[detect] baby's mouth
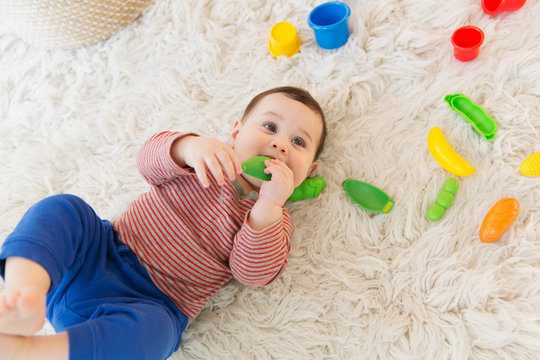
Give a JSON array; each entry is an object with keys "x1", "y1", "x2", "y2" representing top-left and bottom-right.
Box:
[
  {"x1": 238, "y1": 154, "x2": 286, "y2": 191},
  {"x1": 261, "y1": 154, "x2": 285, "y2": 162}
]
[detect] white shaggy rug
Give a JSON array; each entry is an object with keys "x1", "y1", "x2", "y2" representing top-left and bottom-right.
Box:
[{"x1": 1, "y1": 0, "x2": 539, "y2": 359}]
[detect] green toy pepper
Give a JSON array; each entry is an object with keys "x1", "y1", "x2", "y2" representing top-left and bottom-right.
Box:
[
  {"x1": 289, "y1": 176, "x2": 326, "y2": 202},
  {"x1": 241, "y1": 155, "x2": 272, "y2": 181},
  {"x1": 241, "y1": 156, "x2": 326, "y2": 202}
]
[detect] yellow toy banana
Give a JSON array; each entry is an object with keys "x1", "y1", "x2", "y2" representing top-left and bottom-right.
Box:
[{"x1": 427, "y1": 127, "x2": 476, "y2": 177}]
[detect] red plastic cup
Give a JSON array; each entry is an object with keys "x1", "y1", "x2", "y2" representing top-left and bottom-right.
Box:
[
  {"x1": 451, "y1": 26, "x2": 484, "y2": 62},
  {"x1": 481, "y1": 0, "x2": 526, "y2": 16}
]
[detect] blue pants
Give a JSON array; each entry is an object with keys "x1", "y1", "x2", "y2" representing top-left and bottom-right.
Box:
[{"x1": 0, "y1": 194, "x2": 188, "y2": 360}]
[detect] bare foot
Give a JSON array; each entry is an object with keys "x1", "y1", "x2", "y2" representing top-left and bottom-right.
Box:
[{"x1": 0, "y1": 286, "x2": 46, "y2": 336}]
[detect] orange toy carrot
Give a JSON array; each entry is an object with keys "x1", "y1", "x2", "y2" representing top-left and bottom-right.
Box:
[{"x1": 479, "y1": 198, "x2": 520, "y2": 243}]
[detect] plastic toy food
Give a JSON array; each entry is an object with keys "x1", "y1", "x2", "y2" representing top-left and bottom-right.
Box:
[
  {"x1": 242, "y1": 156, "x2": 325, "y2": 202},
  {"x1": 289, "y1": 177, "x2": 326, "y2": 202},
  {"x1": 482, "y1": 0, "x2": 527, "y2": 16},
  {"x1": 519, "y1": 151, "x2": 540, "y2": 177},
  {"x1": 268, "y1": 21, "x2": 301, "y2": 58},
  {"x1": 427, "y1": 127, "x2": 476, "y2": 177},
  {"x1": 307, "y1": 1, "x2": 351, "y2": 50},
  {"x1": 426, "y1": 178, "x2": 459, "y2": 221},
  {"x1": 479, "y1": 198, "x2": 520, "y2": 243},
  {"x1": 342, "y1": 179, "x2": 394, "y2": 214},
  {"x1": 445, "y1": 94, "x2": 497, "y2": 141},
  {"x1": 242, "y1": 155, "x2": 272, "y2": 181},
  {"x1": 451, "y1": 26, "x2": 484, "y2": 62}
]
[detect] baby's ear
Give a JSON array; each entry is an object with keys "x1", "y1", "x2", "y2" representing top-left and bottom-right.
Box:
[{"x1": 229, "y1": 119, "x2": 241, "y2": 145}]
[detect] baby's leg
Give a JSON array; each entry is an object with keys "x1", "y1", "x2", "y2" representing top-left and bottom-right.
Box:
[
  {"x1": 0, "y1": 257, "x2": 50, "y2": 335},
  {"x1": 66, "y1": 301, "x2": 185, "y2": 360},
  {"x1": 0, "y1": 332, "x2": 68, "y2": 360},
  {"x1": 0, "y1": 194, "x2": 110, "y2": 336}
]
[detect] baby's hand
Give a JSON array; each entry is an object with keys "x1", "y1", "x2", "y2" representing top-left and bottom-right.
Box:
[
  {"x1": 258, "y1": 159, "x2": 295, "y2": 207},
  {"x1": 174, "y1": 136, "x2": 242, "y2": 187}
]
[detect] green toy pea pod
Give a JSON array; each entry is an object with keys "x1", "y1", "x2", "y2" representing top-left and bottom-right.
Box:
[
  {"x1": 444, "y1": 94, "x2": 497, "y2": 141},
  {"x1": 426, "y1": 178, "x2": 459, "y2": 221}
]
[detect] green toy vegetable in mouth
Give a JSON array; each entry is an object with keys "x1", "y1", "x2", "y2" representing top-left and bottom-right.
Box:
[
  {"x1": 241, "y1": 155, "x2": 326, "y2": 202},
  {"x1": 241, "y1": 155, "x2": 273, "y2": 181}
]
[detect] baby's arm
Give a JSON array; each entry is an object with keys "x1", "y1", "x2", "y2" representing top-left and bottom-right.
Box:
[
  {"x1": 248, "y1": 159, "x2": 294, "y2": 230},
  {"x1": 137, "y1": 131, "x2": 198, "y2": 186},
  {"x1": 171, "y1": 134, "x2": 242, "y2": 188},
  {"x1": 229, "y1": 208, "x2": 292, "y2": 287},
  {"x1": 229, "y1": 159, "x2": 295, "y2": 286},
  {"x1": 138, "y1": 131, "x2": 241, "y2": 187}
]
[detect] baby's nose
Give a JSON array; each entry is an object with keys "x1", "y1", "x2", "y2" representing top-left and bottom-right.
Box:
[{"x1": 272, "y1": 141, "x2": 287, "y2": 154}]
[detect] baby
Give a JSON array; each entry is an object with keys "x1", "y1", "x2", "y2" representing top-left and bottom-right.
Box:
[{"x1": 0, "y1": 86, "x2": 327, "y2": 360}]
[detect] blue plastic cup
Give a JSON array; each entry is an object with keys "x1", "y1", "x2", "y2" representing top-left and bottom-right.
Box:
[{"x1": 308, "y1": 2, "x2": 351, "y2": 50}]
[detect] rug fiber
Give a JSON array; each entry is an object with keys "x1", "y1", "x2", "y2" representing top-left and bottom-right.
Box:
[{"x1": 0, "y1": 0, "x2": 539, "y2": 359}]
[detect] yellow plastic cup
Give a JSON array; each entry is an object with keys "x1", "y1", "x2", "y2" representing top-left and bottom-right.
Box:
[{"x1": 268, "y1": 21, "x2": 301, "y2": 57}]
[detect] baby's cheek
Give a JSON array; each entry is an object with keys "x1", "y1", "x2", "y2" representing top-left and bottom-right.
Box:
[
  {"x1": 293, "y1": 172, "x2": 306, "y2": 188},
  {"x1": 296, "y1": 163, "x2": 313, "y2": 185}
]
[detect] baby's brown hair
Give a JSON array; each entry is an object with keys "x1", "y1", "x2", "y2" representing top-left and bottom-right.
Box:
[{"x1": 241, "y1": 86, "x2": 327, "y2": 159}]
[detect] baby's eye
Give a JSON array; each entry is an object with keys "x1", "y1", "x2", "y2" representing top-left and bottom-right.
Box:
[
  {"x1": 292, "y1": 137, "x2": 306, "y2": 147},
  {"x1": 263, "y1": 123, "x2": 277, "y2": 132}
]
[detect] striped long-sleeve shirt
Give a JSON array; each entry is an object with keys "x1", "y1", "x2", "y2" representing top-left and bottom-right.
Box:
[{"x1": 112, "y1": 131, "x2": 292, "y2": 318}]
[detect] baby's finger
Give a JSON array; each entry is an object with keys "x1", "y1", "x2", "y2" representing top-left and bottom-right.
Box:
[
  {"x1": 266, "y1": 160, "x2": 293, "y2": 180},
  {"x1": 263, "y1": 160, "x2": 274, "y2": 174},
  {"x1": 224, "y1": 146, "x2": 243, "y2": 175},
  {"x1": 264, "y1": 159, "x2": 285, "y2": 172},
  {"x1": 216, "y1": 150, "x2": 236, "y2": 181},
  {"x1": 193, "y1": 163, "x2": 210, "y2": 188},
  {"x1": 205, "y1": 156, "x2": 226, "y2": 186},
  {"x1": 263, "y1": 162, "x2": 282, "y2": 178}
]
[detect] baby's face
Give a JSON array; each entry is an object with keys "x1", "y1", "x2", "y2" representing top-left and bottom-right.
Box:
[{"x1": 231, "y1": 93, "x2": 323, "y2": 188}]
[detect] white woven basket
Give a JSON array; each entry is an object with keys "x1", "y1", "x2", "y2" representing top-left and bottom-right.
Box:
[{"x1": 0, "y1": 0, "x2": 152, "y2": 49}]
